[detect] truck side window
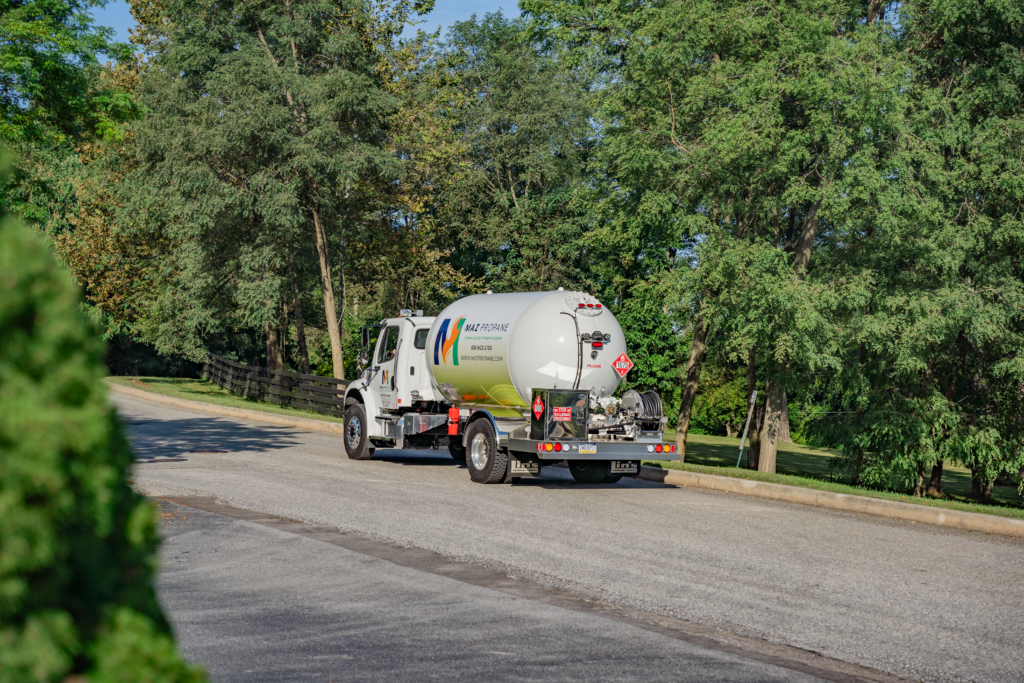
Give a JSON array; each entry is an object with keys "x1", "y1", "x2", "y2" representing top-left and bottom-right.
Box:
[
  {"x1": 414, "y1": 329, "x2": 428, "y2": 349},
  {"x1": 377, "y1": 326, "x2": 399, "y2": 363}
]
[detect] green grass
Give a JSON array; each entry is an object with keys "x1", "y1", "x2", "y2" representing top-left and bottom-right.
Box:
[
  {"x1": 106, "y1": 376, "x2": 345, "y2": 424},
  {"x1": 110, "y1": 376, "x2": 1023, "y2": 523},
  {"x1": 648, "y1": 431, "x2": 1024, "y2": 522}
]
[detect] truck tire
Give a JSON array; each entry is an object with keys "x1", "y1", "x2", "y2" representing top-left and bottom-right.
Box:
[
  {"x1": 344, "y1": 403, "x2": 374, "y2": 460},
  {"x1": 448, "y1": 438, "x2": 466, "y2": 462},
  {"x1": 569, "y1": 460, "x2": 615, "y2": 484},
  {"x1": 465, "y1": 419, "x2": 507, "y2": 484}
]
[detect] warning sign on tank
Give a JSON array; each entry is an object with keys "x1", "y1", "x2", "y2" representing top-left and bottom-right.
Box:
[
  {"x1": 613, "y1": 352, "x2": 633, "y2": 378},
  {"x1": 552, "y1": 407, "x2": 573, "y2": 422}
]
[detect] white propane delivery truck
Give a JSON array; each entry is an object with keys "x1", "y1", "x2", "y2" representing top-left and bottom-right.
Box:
[{"x1": 341, "y1": 290, "x2": 680, "y2": 484}]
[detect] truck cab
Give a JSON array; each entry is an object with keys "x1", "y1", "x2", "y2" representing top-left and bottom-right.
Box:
[{"x1": 342, "y1": 310, "x2": 446, "y2": 459}]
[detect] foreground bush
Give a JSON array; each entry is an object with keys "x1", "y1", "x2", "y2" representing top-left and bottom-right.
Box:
[{"x1": 0, "y1": 213, "x2": 203, "y2": 681}]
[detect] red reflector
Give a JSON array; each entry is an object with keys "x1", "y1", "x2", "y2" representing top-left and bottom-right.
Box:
[
  {"x1": 554, "y1": 443, "x2": 562, "y2": 452},
  {"x1": 536, "y1": 443, "x2": 542, "y2": 451},
  {"x1": 578, "y1": 303, "x2": 585, "y2": 307},
  {"x1": 586, "y1": 303, "x2": 594, "y2": 308},
  {"x1": 593, "y1": 341, "x2": 603, "y2": 348},
  {"x1": 596, "y1": 304, "x2": 602, "y2": 308},
  {"x1": 655, "y1": 444, "x2": 663, "y2": 453}
]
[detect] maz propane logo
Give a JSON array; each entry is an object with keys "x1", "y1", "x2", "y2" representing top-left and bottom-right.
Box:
[{"x1": 433, "y1": 316, "x2": 466, "y2": 366}]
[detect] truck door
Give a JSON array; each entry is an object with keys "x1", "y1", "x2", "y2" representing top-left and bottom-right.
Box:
[{"x1": 372, "y1": 324, "x2": 400, "y2": 412}]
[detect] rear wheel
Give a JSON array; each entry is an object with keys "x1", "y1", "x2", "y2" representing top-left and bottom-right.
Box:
[
  {"x1": 465, "y1": 419, "x2": 507, "y2": 484},
  {"x1": 569, "y1": 460, "x2": 614, "y2": 484},
  {"x1": 344, "y1": 403, "x2": 374, "y2": 460},
  {"x1": 448, "y1": 437, "x2": 466, "y2": 462}
]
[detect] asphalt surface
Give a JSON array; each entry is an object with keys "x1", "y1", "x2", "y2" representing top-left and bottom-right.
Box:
[{"x1": 117, "y1": 393, "x2": 1024, "y2": 682}]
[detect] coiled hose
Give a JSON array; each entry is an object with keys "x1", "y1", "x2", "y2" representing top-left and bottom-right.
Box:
[{"x1": 638, "y1": 390, "x2": 663, "y2": 428}]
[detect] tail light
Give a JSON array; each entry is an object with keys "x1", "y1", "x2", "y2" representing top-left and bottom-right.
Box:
[
  {"x1": 592, "y1": 341, "x2": 603, "y2": 348},
  {"x1": 554, "y1": 443, "x2": 562, "y2": 452},
  {"x1": 655, "y1": 444, "x2": 663, "y2": 453}
]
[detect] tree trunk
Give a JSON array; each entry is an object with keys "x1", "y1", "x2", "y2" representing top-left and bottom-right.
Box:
[
  {"x1": 757, "y1": 381, "x2": 785, "y2": 473},
  {"x1": 293, "y1": 292, "x2": 310, "y2": 376},
  {"x1": 266, "y1": 318, "x2": 284, "y2": 372},
  {"x1": 674, "y1": 314, "x2": 708, "y2": 462},
  {"x1": 725, "y1": 423, "x2": 733, "y2": 438},
  {"x1": 913, "y1": 463, "x2": 926, "y2": 497},
  {"x1": 851, "y1": 447, "x2": 864, "y2": 487},
  {"x1": 311, "y1": 205, "x2": 345, "y2": 379},
  {"x1": 745, "y1": 348, "x2": 760, "y2": 469},
  {"x1": 971, "y1": 468, "x2": 994, "y2": 503},
  {"x1": 755, "y1": 197, "x2": 823, "y2": 472},
  {"x1": 748, "y1": 403, "x2": 763, "y2": 470},
  {"x1": 288, "y1": 253, "x2": 311, "y2": 375},
  {"x1": 927, "y1": 461, "x2": 944, "y2": 497},
  {"x1": 778, "y1": 389, "x2": 792, "y2": 443}
]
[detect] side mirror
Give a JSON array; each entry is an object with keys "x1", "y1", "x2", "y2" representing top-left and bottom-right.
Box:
[{"x1": 361, "y1": 327, "x2": 370, "y2": 348}]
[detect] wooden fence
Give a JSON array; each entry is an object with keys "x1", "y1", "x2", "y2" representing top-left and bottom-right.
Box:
[{"x1": 203, "y1": 354, "x2": 350, "y2": 418}]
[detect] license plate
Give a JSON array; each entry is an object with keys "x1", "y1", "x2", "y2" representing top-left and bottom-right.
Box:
[
  {"x1": 610, "y1": 460, "x2": 638, "y2": 474},
  {"x1": 578, "y1": 443, "x2": 597, "y2": 454}
]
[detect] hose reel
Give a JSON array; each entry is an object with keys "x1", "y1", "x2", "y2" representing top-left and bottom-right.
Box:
[{"x1": 619, "y1": 389, "x2": 664, "y2": 430}]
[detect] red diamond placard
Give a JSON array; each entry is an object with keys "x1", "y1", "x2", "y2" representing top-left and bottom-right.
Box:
[
  {"x1": 612, "y1": 352, "x2": 634, "y2": 378},
  {"x1": 532, "y1": 394, "x2": 545, "y2": 419}
]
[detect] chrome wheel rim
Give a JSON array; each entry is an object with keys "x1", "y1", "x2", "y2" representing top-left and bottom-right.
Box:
[
  {"x1": 470, "y1": 433, "x2": 489, "y2": 470},
  {"x1": 346, "y1": 416, "x2": 362, "y2": 451}
]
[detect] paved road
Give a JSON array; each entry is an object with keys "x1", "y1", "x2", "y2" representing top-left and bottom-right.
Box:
[{"x1": 117, "y1": 393, "x2": 1024, "y2": 682}]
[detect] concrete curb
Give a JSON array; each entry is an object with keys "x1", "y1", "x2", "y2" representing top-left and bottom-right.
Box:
[
  {"x1": 108, "y1": 380, "x2": 1024, "y2": 538},
  {"x1": 106, "y1": 380, "x2": 348, "y2": 436},
  {"x1": 638, "y1": 465, "x2": 1024, "y2": 537}
]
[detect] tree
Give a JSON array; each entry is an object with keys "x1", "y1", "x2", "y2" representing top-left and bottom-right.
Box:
[
  {"x1": 436, "y1": 13, "x2": 597, "y2": 293},
  {"x1": 126, "y1": 0, "x2": 399, "y2": 378},
  {"x1": 0, "y1": 1, "x2": 138, "y2": 235},
  {"x1": 0, "y1": 170, "x2": 203, "y2": 682},
  {"x1": 526, "y1": 0, "x2": 909, "y2": 470},
  {"x1": 816, "y1": 0, "x2": 1024, "y2": 500}
]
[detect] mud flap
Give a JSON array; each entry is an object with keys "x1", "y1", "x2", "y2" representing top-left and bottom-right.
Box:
[{"x1": 505, "y1": 453, "x2": 540, "y2": 483}]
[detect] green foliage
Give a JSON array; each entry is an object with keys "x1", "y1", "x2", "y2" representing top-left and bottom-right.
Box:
[
  {"x1": 0, "y1": 199, "x2": 202, "y2": 681},
  {"x1": 122, "y1": 0, "x2": 398, "y2": 361},
  {"x1": 437, "y1": 13, "x2": 596, "y2": 293},
  {"x1": 690, "y1": 369, "x2": 747, "y2": 437},
  {"x1": 0, "y1": 0, "x2": 135, "y2": 144},
  {"x1": 612, "y1": 280, "x2": 686, "y2": 423}
]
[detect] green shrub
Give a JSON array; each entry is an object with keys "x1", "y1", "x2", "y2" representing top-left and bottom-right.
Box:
[{"x1": 0, "y1": 212, "x2": 203, "y2": 681}]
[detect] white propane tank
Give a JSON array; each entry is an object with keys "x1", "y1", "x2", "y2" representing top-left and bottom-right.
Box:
[{"x1": 426, "y1": 291, "x2": 629, "y2": 413}]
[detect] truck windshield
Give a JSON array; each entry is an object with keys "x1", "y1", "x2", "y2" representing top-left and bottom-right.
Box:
[
  {"x1": 414, "y1": 329, "x2": 428, "y2": 349},
  {"x1": 377, "y1": 326, "x2": 399, "y2": 362}
]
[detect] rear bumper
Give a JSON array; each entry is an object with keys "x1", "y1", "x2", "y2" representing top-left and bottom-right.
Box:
[{"x1": 507, "y1": 438, "x2": 680, "y2": 461}]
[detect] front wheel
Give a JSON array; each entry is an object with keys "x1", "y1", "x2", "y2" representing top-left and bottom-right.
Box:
[
  {"x1": 465, "y1": 419, "x2": 507, "y2": 484},
  {"x1": 569, "y1": 460, "x2": 616, "y2": 484},
  {"x1": 344, "y1": 403, "x2": 374, "y2": 460}
]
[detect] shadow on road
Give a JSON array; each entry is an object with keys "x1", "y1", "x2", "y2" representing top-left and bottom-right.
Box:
[
  {"x1": 372, "y1": 450, "x2": 665, "y2": 488},
  {"x1": 124, "y1": 416, "x2": 301, "y2": 462},
  {"x1": 373, "y1": 450, "x2": 465, "y2": 468}
]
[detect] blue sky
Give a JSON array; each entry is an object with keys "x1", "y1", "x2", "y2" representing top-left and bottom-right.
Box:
[{"x1": 91, "y1": 0, "x2": 518, "y2": 46}]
